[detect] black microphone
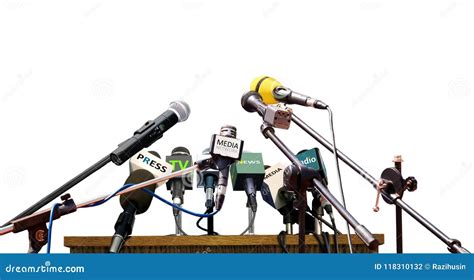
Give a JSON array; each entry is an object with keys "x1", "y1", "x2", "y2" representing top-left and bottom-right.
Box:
[
  {"x1": 110, "y1": 101, "x2": 191, "y2": 165},
  {"x1": 210, "y1": 125, "x2": 244, "y2": 211},
  {"x1": 241, "y1": 91, "x2": 293, "y2": 129},
  {"x1": 110, "y1": 169, "x2": 157, "y2": 253},
  {"x1": 230, "y1": 152, "x2": 265, "y2": 212},
  {"x1": 197, "y1": 149, "x2": 219, "y2": 209},
  {"x1": 166, "y1": 146, "x2": 193, "y2": 215}
]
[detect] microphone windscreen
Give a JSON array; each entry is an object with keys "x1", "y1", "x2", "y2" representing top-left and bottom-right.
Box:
[
  {"x1": 169, "y1": 101, "x2": 191, "y2": 122},
  {"x1": 250, "y1": 76, "x2": 281, "y2": 105},
  {"x1": 119, "y1": 169, "x2": 157, "y2": 214}
]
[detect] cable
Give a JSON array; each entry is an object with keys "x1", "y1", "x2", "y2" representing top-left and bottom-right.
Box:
[
  {"x1": 305, "y1": 209, "x2": 342, "y2": 235},
  {"x1": 322, "y1": 231, "x2": 331, "y2": 253},
  {"x1": 311, "y1": 233, "x2": 326, "y2": 253},
  {"x1": 277, "y1": 231, "x2": 289, "y2": 253},
  {"x1": 143, "y1": 188, "x2": 219, "y2": 218},
  {"x1": 174, "y1": 214, "x2": 188, "y2": 236},
  {"x1": 331, "y1": 217, "x2": 339, "y2": 253},
  {"x1": 326, "y1": 106, "x2": 353, "y2": 253},
  {"x1": 196, "y1": 209, "x2": 219, "y2": 235},
  {"x1": 240, "y1": 210, "x2": 256, "y2": 235},
  {"x1": 46, "y1": 203, "x2": 60, "y2": 254},
  {"x1": 83, "y1": 184, "x2": 134, "y2": 208}
]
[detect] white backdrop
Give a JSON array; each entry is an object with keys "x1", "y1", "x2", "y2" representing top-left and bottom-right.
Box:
[{"x1": 0, "y1": 0, "x2": 473, "y2": 253}]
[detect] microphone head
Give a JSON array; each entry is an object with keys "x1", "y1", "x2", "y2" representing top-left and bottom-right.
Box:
[
  {"x1": 119, "y1": 169, "x2": 157, "y2": 214},
  {"x1": 166, "y1": 146, "x2": 194, "y2": 190},
  {"x1": 250, "y1": 76, "x2": 281, "y2": 105},
  {"x1": 169, "y1": 100, "x2": 191, "y2": 122},
  {"x1": 241, "y1": 91, "x2": 262, "y2": 113}
]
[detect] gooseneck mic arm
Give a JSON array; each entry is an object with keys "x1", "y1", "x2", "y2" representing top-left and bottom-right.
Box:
[
  {"x1": 260, "y1": 123, "x2": 379, "y2": 251},
  {"x1": 291, "y1": 113, "x2": 470, "y2": 254}
]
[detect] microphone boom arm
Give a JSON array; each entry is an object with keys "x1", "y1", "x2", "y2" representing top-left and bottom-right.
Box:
[
  {"x1": 291, "y1": 113, "x2": 469, "y2": 254},
  {"x1": 260, "y1": 123, "x2": 379, "y2": 252}
]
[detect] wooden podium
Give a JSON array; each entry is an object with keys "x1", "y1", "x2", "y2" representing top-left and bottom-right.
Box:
[{"x1": 64, "y1": 234, "x2": 383, "y2": 253}]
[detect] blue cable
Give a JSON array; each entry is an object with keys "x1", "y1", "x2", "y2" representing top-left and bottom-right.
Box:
[
  {"x1": 83, "y1": 183, "x2": 134, "y2": 208},
  {"x1": 45, "y1": 182, "x2": 219, "y2": 253},
  {"x1": 142, "y1": 188, "x2": 219, "y2": 218},
  {"x1": 46, "y1": 203, "x2": 60, "y2": 254}
]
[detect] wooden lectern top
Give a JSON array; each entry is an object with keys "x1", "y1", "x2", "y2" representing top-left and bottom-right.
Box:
[{"x1": 64, "y1": 234, "x2": 384, "y2": 253}]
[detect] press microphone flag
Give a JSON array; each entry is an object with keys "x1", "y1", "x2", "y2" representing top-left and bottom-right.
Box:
[
  {"x1": 260, "y1": 163, "x2": 288, "y2": 210},
  {"x1": 296, "y1": 148, "x2": 328, "y2": 186}
]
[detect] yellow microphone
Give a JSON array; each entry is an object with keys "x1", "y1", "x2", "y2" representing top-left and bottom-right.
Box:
[
  {"x1": 250, "y1": 76, "x2": 281, "y2": 105},
  {"x1": 250, "y1": 76, "x2": 328, "y2": 109}
]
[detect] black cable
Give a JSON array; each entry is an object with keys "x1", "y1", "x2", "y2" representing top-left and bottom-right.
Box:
[
  {"x1": 331, "y1": 217, "x2": 339, "y2": 253},
  {"x1": 277, "y1": 231, "x2": 289, "y2": 253},
  {"x1": 305, "y1": 210, "x2": 342, "y2": 235},
  {"x1": 196, "y1": 209, "x2": 219, "y2": 235},
  {"x1": 322, "y1": 231, "x2": 331, "y2": 253},
  {"x1": 312, "y1": 233, "x2": 326, "y2": 253}
]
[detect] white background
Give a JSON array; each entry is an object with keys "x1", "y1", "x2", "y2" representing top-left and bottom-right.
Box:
[{"x1": 0, "y1": 0, "x2": 473, "y2": 253}]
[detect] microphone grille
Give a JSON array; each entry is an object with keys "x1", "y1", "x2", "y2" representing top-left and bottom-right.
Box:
[
  {"x1": 169, "y1": 100, "x2": 191, "y2": 122},
  {"x1": 171, "y1": 146, "x2": 191, "y2": 155}
]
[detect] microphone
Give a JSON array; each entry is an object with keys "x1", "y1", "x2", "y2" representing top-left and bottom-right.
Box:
[
  {"x1": 197, "y1": 149, "x2": 219, "y2": 209},
  {"x1": 296, "y1": 148, "x2": 334, "y2": 220},
  {"x1": 230, "y1": 152, "x2": 265, "y2": 212},
  {"x1": 241, "y1": 91, "x2": 293, "y2": 129},
  {"x1": 260, "y1": 163, "x2": 294, "y2": 213},
  {"x1": 110, "y1": 101, "x2": 191, "y2": 165},
  {"x1": 110, "y1": 169, "x2": 157, "y2": 253},
  {"x1": 260, "y1": 163, "x2": 317, "y2": 234},
  {"x1": 123, "y1": 150, "x2": 172, "y2": 212},
  {"x1": 210, "y1": 125, "x2": 244, "y2": 211},
  {"x1": 166, "y1": 147, "x2": 193, "y2": 215},
  {"x1": 250, "y1": 76, "x2": 328, "y2": 109}
]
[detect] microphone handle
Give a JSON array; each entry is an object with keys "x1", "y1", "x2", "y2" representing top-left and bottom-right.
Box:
[{"x1": 109, "y1": 203, "x2": 137, "y2": 253}]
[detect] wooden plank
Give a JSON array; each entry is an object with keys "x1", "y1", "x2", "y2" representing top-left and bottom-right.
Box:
[{"x1": 65, "y1": 234, "x2": 384, "y2": 248}]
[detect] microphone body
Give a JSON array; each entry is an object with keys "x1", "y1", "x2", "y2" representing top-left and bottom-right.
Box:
[
  {"x1": 197, "y1": 150, "x2": 219, "y2": 208},
  {"x1": 230, "y1": 152, "x2": 265, "y2": 212},
  {"x1": 297, "y1": 148, "x2": 334, "y2": 219},
  {"x1": 166, "y1": 147, "x2": 193, "y2": 216},
  {"x1": 211, "y1": 125, "x2": 244, "y2": 211},
  {"x1": 111, "y1": 101, "x2": 191, "y2": 165},
  {"x1": 110, "y1": 169, "x2": 157, "y2": 253}
]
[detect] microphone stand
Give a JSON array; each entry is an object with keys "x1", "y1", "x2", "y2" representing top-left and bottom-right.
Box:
[
  {"x1": 260, "y1": 123, "x2": 379, "y2": 253},
  {"x1": 291, "y1": 113, "x2": 470, "y2": 253},
  {"x1": 1, "y1": 155, "x2": 111, "y2": 227}
]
